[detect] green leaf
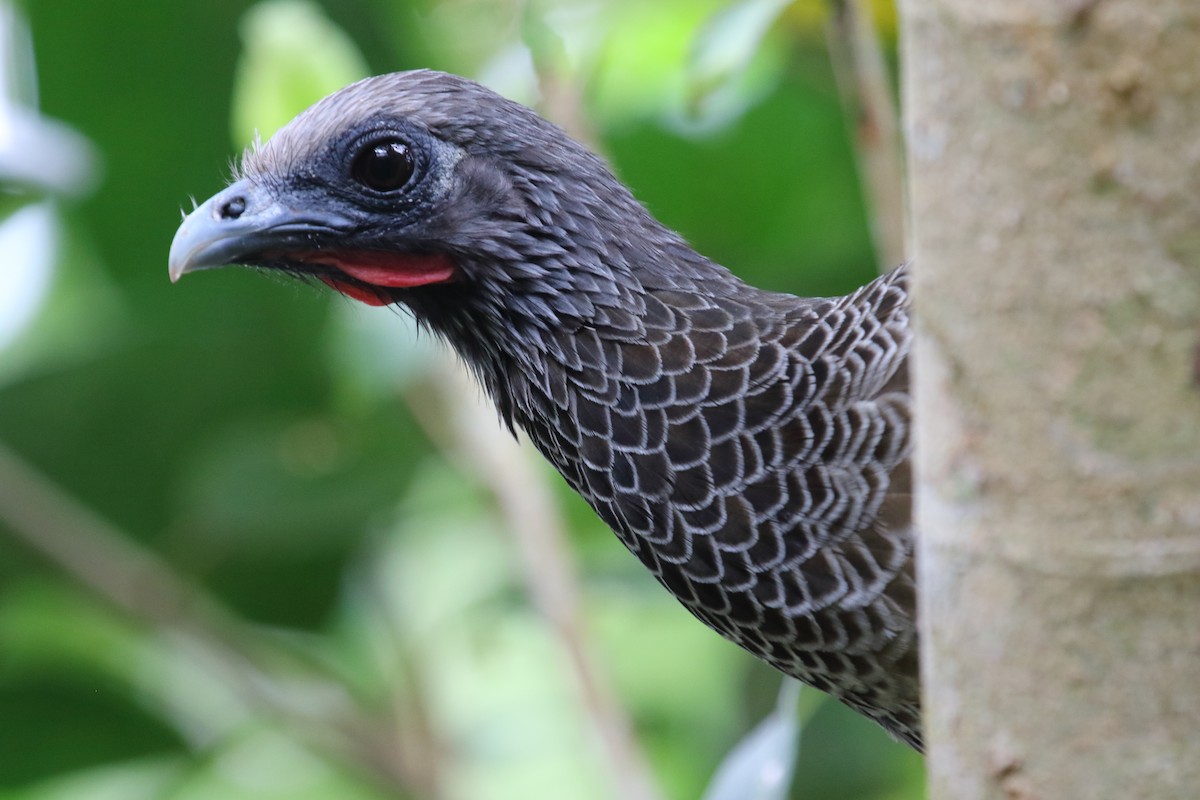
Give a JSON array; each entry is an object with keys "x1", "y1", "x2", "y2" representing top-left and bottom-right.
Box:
[
  {"x1": 0, "y1": 758, "x2": 183, "y2": 800},
  {"x1": 0, "y1": 582, "x2": 147, "y2": 678}
]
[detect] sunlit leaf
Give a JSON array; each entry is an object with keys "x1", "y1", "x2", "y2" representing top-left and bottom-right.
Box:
[
  {"x1": 0, "y1": 582, "x2": 147, "y2": 678},
  {"x1": 589, "y1": 1, "x2": 717, "y2": 126},
  {"x1": 231, "y1": 0, "x2": 370, "y2": 146}
]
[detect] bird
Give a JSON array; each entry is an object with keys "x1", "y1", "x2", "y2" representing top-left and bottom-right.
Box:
[{"x1": 169, "y1": 70, "x2": 920, "y2": 750}]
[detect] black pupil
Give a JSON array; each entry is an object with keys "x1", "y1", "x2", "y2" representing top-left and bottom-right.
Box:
[{"x1": 354, "y1": 140, "x2": 414, "y2": 191}]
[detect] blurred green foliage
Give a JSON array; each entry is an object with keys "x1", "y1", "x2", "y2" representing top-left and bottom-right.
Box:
[{"x1": 1, "y1": 1, "x2": 922, "y2": 798}]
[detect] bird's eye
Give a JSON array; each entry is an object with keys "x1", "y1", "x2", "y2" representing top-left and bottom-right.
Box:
[{"x1": 352, "y1": 139, "x2": 415, "y2": 192}]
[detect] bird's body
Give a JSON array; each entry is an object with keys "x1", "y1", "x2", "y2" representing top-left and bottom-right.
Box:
[
  {"x1": 170, "y1": 70, "x2": 921, "y2": 749},
  {"x1": 505, "y1": 264, "x2": 919, "y2": 749}
]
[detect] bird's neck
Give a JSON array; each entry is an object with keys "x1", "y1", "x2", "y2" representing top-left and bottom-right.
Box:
[{"x1": 413, "y1": 217, "x2": 741, "y2": 431}]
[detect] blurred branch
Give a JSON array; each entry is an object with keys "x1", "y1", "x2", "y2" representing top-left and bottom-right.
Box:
[
  {"x1": 408, "y1": 360, "x2": 663, "y2": 800},
  {"x1": 825, "y1": 0, "x2": 907, "y2": 271},
  {"x1": 0, "y1": 438, "x2": 437, "y2": 798},
  {"x1": 521, "y1": 0, "x2": 604, "y2": 157},
  {"x1": 0, "y1": 440, "x2": 212, "y2": 626}
]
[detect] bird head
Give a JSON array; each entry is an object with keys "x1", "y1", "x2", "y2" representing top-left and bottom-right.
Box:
[
  {"x1": 170, "y1": 69, "x2": 734, "y2": 425},
  {"x1": 170, "y1": 71, "x2": 671, "y2": 328}
]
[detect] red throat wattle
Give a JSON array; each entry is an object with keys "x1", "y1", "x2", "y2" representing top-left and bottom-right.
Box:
[{"x1": 289, "y1": 250, "x2": 456, "y2": 306}]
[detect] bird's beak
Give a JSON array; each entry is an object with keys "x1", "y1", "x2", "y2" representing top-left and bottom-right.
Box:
[{"x1": 168, "y1": 178, "x2": 353, "y2": 283}]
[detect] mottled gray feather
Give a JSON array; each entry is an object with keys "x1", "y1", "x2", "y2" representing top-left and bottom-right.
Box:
[{"x1": 241, "y1": 70, "x2": 922, "y2": 750}]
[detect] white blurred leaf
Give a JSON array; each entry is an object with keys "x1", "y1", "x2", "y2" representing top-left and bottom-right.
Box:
[
  {"x1": 702, "y1": 678, "x2": 803, "y2": 800},
  {"x1": 0, "y1": 202, "x2": 57, "y2": 356},
  {"x1": 0, "y1": 108, "x2": 97, "y2": 198},
  {"x1": 0, "y1": 3, "x2": 98, "y2": 199},
  {"x1": 688, "y1": 0, "x2": 791, "y2": 86},
  {"x1": 676, "y1": 0, "x2": 791, "y2": 131},
  {"x1": 0, "y1": 4, "x2": 99, "y2": 363}
]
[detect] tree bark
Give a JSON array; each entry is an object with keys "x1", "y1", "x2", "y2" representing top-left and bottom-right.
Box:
[{"x1": 901, "y1": 1, "x2": 1200, "y2": 797}]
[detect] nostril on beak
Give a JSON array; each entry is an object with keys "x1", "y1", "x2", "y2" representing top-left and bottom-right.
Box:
[{"x1": 218, "y1": 195, "x2": 247, "y2": 220}]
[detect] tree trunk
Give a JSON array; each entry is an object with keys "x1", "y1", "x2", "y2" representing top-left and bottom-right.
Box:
[{"x1": 900, "y1": 1, "x2": 1200, "y2": 797}]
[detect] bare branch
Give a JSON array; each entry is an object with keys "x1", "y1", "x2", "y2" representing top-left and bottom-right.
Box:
[
  {"x1": 0, "y1": 439, "x2": 436, "y2": 797},
  {"x1": 826, "y1": 0, "x2": 907, "y2": 270}
]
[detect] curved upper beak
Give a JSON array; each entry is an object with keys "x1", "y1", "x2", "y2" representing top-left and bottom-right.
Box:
[{"x1": 168, "y1": 179, "x2": 353, "y2": 283}]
